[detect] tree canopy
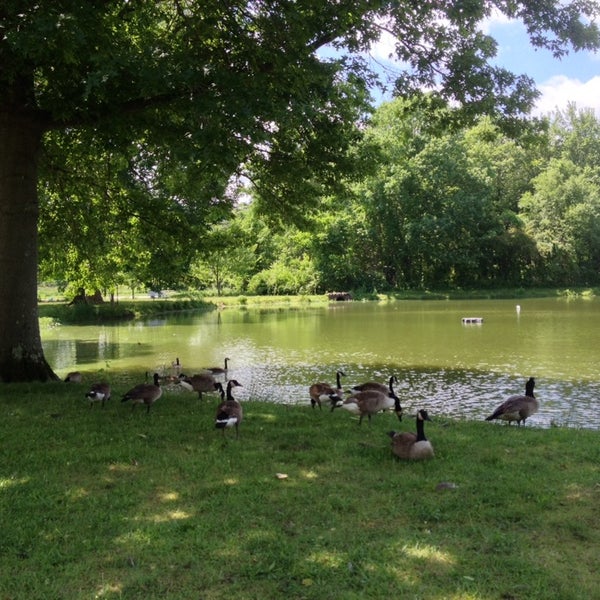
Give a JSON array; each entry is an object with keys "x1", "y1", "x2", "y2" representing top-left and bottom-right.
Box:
[
  {"x1": 236, "y1": 102, "x2": 600, "y2": 294},
  {"x1": 1, "y1": 1, "x2": 599, "y2": 381}
]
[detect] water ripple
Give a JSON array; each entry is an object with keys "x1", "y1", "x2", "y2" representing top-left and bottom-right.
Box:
[{"x1": 230, "y1": 364, "x2": 600, "y2": 430}]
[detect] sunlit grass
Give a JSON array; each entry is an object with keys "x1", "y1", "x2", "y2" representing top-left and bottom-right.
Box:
[{"x1": 1, "y1": 378, "x2": 599, "y2": 599}]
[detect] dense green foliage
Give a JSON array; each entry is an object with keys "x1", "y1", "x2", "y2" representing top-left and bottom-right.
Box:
[
  {"x1": 223, "y1": 105, "x2": 600, "y2": 293},
  {"x1": 26, "y1": 3, "x2": 600, "y2": 297},
  {"x1": 1, "y1": 380, "x2": 599, "y2": 598},
  {"x1": 55, "y1": 103, "x2": 598, "y2": 297},
  {"x1": 39, "y1": 103, "x2": 600, "y2": 296}
]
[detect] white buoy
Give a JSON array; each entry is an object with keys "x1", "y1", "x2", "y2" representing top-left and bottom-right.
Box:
[{"x1": 516, "y1": 304, "x2": 521, "y2": 315}]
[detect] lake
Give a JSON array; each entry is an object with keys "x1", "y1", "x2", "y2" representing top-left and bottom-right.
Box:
[{"x1": 41, "y1": 297, "x2": 600, "y2": 429}]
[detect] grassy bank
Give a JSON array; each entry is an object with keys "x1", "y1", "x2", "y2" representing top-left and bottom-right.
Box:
[
  {"x1": 1, "y1": 378, "x2": 598, "y2": 599},
  {"x1": 37, "y1": 298, "x2": 214, "y2": 324},
  {"x1": 37, "y1": 286, "x2": 599, "y2": 325},
  {"x1": 204, "y1": 286, "x2": 599, "y2": 306}
]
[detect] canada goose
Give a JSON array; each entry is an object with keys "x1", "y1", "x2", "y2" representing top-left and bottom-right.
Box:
[
  {"x1": 351, "y1": 375, "x2": 399, "y2": 399},
  {"x1": 333, "y1": 389, "x2": 401, "y2": 425},
  {"x1": 121, "y1": 373, "x2": 162, "y2": 414},
  {"x1": 177, "y1": 372, "x2": 218, "y2": 399},
  {"x1": 205, "y1": 357, "x2": 230, "y2": 376},
  {"x1": 340, "y1": 374, "x2": 403, "y2": 421},
  {"x1": 64, "y1": 371, "x2": 82, "y2": 383},
  {"x1": 85, "y1": 382, "x2": 111, "y2": 408},
  {"x1": 485, "y1": 377, "x2": 538, "y2": 426},
  {"x1": 388, "y1": 409, "x2": 434, "y2": 460},
  {"x1": 171, "y1": 357, "x2": 182, "y2": 372},
  {"x1": 215, "y1": 379, "x2": 244, "y2": 438},
  {"x1": 214, "y1": 381, "x2": 225, "y2": 401},
  {"x1": 309, "y1": 370, "x2": 345, "y2": 410}
]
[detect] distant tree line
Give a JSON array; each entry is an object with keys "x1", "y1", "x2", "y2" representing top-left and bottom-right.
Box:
[{"x1": 41, "y1": 100, "x2": 600, "y2": 296}]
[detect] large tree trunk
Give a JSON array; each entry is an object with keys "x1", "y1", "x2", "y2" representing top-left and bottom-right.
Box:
[{"x1": 0, "y1": 110, "x2": 58, "y2": 382}]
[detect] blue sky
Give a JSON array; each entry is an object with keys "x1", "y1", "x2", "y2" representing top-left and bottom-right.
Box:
[
  {"x1": 486, "y1": 14, "x2": 600, "y2": 117},
  {"x1": 368, "y1": 12, "x2": 600, "y2": 118}
]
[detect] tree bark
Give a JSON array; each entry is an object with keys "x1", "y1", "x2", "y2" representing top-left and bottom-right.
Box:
[{"x1": 0, "y1": 110, "x2": 58, "y2": 381}]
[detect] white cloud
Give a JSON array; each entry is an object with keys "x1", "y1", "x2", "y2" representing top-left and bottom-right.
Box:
[
  {"x1": 534, "y1": 75, "x2": 600, "y2": 117},
  {"x1": 369, "y1": 27, "x2": 397, "y2": 63},
  {"x1": 323, "y1": 11, "x2": 600, "y2": 120},
  {"x1": 479, "y1": 8, "x2": 516, "y2": 34}
]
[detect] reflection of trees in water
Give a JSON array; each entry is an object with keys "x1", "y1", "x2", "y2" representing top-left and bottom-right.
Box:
[{"x1": 42, "y1": 327, "x2": 154, "y2": 370}]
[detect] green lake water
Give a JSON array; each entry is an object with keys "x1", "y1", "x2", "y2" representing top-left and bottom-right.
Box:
[{"x1": 41, "y1": 297, "x2": 600, "y2": 429}]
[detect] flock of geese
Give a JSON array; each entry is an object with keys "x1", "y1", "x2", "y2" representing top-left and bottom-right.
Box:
[
  {"x1": 308, "y1": 371, "x2": 538, "y2": 459},
  {"x1": 65, "y1": 357, "x2": 244, "y2": 439},
  {"x1": 310, "y1": 370, "x2": 433, "y2": 459},
  {"x1": 64, "y1": 361, "x2": 539, "y2": 456}
]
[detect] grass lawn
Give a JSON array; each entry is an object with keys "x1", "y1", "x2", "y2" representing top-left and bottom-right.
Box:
[{"x1": 1, "y1": 376, "x2": 598, "y2": 599}]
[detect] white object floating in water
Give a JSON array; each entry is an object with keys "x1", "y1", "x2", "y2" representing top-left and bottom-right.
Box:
[
  {"x1": 461, "y1": 317, "x2": 483, "y2": 324},
  {"x1": 516, "y1": 304, "x2": 521, "y2": 314}
]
